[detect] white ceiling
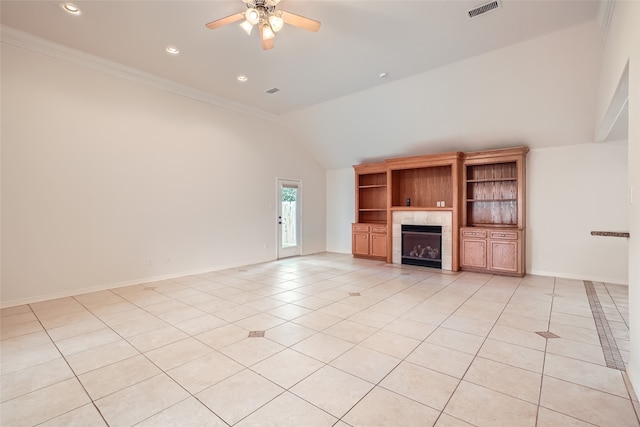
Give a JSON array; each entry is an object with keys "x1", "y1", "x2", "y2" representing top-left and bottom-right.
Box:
[{"x1": 1, "y1": 1, "x2": 600, "y2": 116}]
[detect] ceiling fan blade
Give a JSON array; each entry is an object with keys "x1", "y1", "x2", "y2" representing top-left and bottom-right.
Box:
[
  {"x1": 280, "y1": 11, "x2": 321, "y2": 32},
  {"x1": 258, "y1": 24, "x2": 275, "y2": 50},
  {"x1": 262, "y1": 38, "x2": 275, "y2": 50},
  {"x1": 205, "y1": 12, "x2": 244, "y2": 30}
]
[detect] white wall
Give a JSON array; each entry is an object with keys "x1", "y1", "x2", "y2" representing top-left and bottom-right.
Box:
[
  {"x1": 0, "y1": 44, "x2": 326, "y2": 306},
  {"x1": 326, "y1": 168, "x2": 354, "y2": 253},
  {"x1": 527, "y1": 143, "x2": 628, "y2": 283},
  {"x1": 284, "y1": 21, "x2": 602, "y2": 170},
  {"x1": 595, "y1": 0, "x2": 640, "y2": 397}
]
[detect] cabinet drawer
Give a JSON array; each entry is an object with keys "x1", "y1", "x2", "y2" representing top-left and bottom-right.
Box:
[
  {"x1": 352, "y1": 224, "x2": 370, "y2": 232},
  {"x1": 490, "y1": 231, "x2": 519, "y2": 240},
  {"x1": 371, "y1": 225, "x2": 387, "y2": 234},
  {"x1": 461, "y1": 229, "x2": 487, "y2": 238}
]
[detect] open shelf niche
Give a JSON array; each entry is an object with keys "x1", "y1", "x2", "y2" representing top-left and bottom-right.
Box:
[{"x1": 386, "y1": 152, "x2": 462, "y2": 211}]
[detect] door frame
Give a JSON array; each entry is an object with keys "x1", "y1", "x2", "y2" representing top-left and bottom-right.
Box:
[{"x1": 276, "y1": 178, "x2": 302, "y2": 259}]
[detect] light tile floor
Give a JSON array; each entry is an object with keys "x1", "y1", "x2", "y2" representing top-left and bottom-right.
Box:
[{"x1": 1, "y1": 253, "x2": 638, "y2": 426}]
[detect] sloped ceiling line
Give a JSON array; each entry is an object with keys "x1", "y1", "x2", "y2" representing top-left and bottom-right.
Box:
[{"x1": 0, "y1": 25, "x2": 278, "y2": 122}]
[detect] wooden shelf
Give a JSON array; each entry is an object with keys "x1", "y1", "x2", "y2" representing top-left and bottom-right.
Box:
[
  {"x1": 359, "y1": 184, "x2": 387, "y2": 189},
  {"x1": 467, "y1": 198, "x2": 517, "y2": 202},
  {"x1": 468, "y1": 223, "x2": 518, "y2": 228},
  {"x1": 359, "y1": 208, "x2": 386, "y2": 212},
  {"x1": 466, "y1": 178, "x2": 517, "y2": 183},
  {"x1": 390, "y1": 206, "x2": 453, "y2": 212}
]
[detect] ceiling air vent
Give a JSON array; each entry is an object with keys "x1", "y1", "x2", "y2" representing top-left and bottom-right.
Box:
[
  {"x1": 266, "y1": 88, "x2": 280, "y2": 94},
  {"x1": 468, "y1": 0, "x2": 501, "y2": 18}
]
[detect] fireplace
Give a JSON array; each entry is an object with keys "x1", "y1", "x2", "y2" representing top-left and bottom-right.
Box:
[{"x1": 401, "y1": 225, "x2": 442, "y2": 268}]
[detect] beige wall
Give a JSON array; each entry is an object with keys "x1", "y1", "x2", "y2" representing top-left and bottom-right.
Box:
[
  {"x1": 527, "y1": 143, "x2": 628, "y2": 283},
  {"x1": 595, "y1": 0, "x2": 640, "y2": 396},
  {"x1": 284, "y1": 21, "x2": 602, "y2": 170},
  {"x1": 0, "y1": 44, "x2": 326, "y2": 306}
]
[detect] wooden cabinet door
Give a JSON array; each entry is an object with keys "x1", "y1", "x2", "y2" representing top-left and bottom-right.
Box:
[
  {"x1": 488, "y1": 239, "x2": 519, "y2": 274},
  {"x1": 370, "y1": 233, "x2": 386, "y2": 258},
  {"x1": 353, "y1": 232, "x2": 370, "y2": 256},
  {"x1": 460, "y1": 238, "x2": 487, "y2": 269}
]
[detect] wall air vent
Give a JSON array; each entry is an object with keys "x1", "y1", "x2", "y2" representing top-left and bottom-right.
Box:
[
  {"x1": 266, "y1": 88, "x2": 280, "y2": 94},
  {"x1": 468, "y1": 0, "x2": 501, "y2": 18}
]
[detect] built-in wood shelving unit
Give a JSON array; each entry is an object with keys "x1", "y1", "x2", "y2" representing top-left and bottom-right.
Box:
[
  {"x1": 352, "y1": 147, "x2": 528, "y2": 277},
  {"x1": 460, "y1": 147, "x2": 528, "y2": 276}
]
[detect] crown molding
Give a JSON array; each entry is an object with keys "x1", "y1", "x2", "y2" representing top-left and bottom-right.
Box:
[
  {"x1": 596, "y1": 0, "x2": 615, "y2": 47},
  {"x1": 595, "y1": 61, "x2": 629, "y2": 143},
  {"x1": 1, "y1": 25, "x2": 279, "y2": 122}
]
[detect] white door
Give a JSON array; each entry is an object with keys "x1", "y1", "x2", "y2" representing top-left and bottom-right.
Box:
[{"x1": 277, "y1": 179, "x2": 301, "y2": 258}]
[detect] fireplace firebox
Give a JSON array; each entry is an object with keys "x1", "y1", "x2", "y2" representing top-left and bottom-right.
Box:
[{"x1": 401, "y1": 225, "x2": 442, "y2": 268}]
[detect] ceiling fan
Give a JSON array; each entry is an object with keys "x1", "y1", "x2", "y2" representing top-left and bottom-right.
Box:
[{"x1": 205, "y1": 0, "x2": 321, "y2": 50}]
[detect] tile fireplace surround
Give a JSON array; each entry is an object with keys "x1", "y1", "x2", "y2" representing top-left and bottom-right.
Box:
[{"x1": 392, "y1": 211, "x2": 453, "y2": 270}]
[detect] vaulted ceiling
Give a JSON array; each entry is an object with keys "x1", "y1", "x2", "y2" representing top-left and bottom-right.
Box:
[
  {"x1": 1, "y1": 1, "x2": 605, "y2": 168},
  {"x1": 1, "y1": 1, "x2": 599, "y2": 115}
]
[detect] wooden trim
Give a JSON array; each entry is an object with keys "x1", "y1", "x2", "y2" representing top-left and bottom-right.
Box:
[{"x1": 385, "y1": 151, "x2": 463, "y2": 170}]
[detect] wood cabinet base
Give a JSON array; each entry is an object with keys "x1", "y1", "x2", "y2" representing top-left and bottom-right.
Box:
[
  {"x1": 460, "y1": 227, "x2": 524, "y2": 276},
  {"x1": 352, "y1": 223, "x2": 387, "y2": 260}
]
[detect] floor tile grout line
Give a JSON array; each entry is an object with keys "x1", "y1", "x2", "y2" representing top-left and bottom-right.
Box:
[
  {"x1": 25, "y1": 302, "x2": 111, "y2": 427},
  {"x1": 592, "y1": 283, "x2": 640, "y2": 424},
  {"x1": 230, "y1": 269, "x2": 489, "y2": 424},
  {"x1": 280, "y1": 271, "x2": 464, "y2": 423},
  {"x1": 198, "y1": 260, "x2": 448, "y2": 425},
  {"x1": 584, "y1": 281, "x2": 626, "y2": 372},
  {"x1": 534, "y1": 275, "x2": 557, "y2": 426},
  {"x1": 416, "y1": 273, "x2": 530, "y2": 425},
  {"x1": 70, "y1": 290, "x2": 235, "y2": 426},
  {"x1": 277, "y1": 270, "x2": 553, "y2": 424},
  {"x1": 325, "y1": 271, "x2": 498, "y2": 425},
  {"x1": 602, "y1": 282, "x2": 631, "y2": 329},
  {"x1": 533, "y1": 277, "x2": 618, "y2": 427},
  {"x1": 4, "y1": 257, "x2": 632, "y2": 426},
  {"x1": 114, "y1": 260, "x2": 444, "y2": 425}
]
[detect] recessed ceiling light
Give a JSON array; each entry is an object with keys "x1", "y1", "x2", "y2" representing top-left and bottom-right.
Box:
[
  {"x1": 61, "y1": 3, "x2": 81, "y2": 15},
  {"x1": 237, "y1": 75, "x2": 248, "y2": 82},
  {"x1": 165, "y1": 46, "x2": 180, "y2": 55},
  {"x1": 378, "y1": 72, "x2": 389, "y2": 78}
]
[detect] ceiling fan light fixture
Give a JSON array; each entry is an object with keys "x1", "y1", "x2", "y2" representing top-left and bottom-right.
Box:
[
  {"x1": 261, "y1": 23, "x2": 275, "y2": 40},
  {"x1": 206, "y1": 0, "x2": 321, "y2": 50},
  {"x1": 245, "y1": 8, "x2": 260, "y2": 25},
  {"x1": 268, "y1": 13, "x2": 284, "y2": 32},
  {"x1": 239, "y1": 20, "x2": 254, "y2": 35}
]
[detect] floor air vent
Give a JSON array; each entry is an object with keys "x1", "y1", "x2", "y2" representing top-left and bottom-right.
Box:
[{"x1": 468, "y1": 0, "x2": 501, "y2": 18}]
